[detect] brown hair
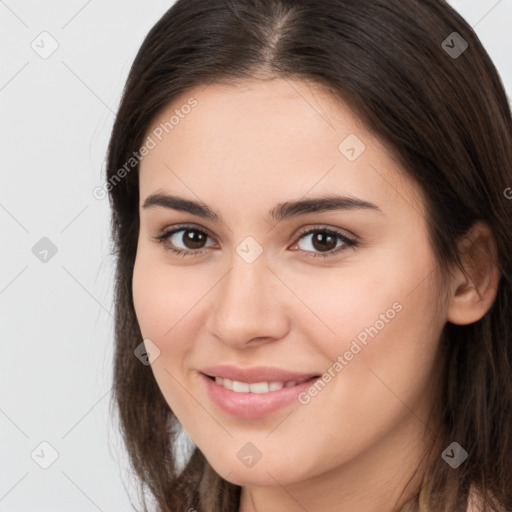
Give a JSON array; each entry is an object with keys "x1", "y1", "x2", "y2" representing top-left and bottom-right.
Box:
[{"x1": 105, "y1": 1, "x2": 512, "y2": 510}]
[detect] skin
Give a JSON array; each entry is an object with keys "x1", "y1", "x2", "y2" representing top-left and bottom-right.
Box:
[{"x1": 132, "y1": 77, "x2": 500, "y2": 512}]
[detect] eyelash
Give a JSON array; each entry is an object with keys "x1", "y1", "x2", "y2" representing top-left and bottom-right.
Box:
[{"x1": 154, "y1": 224, "x2": 358, "y2": 259}]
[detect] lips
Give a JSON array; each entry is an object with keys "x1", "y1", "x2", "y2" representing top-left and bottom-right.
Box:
[{"x1": 199, "y1": 365, "x2": 321, "y2": 419}]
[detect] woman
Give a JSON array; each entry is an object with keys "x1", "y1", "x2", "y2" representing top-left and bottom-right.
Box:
[{"x1": 105, "y1": 0, "x2": 512, "y2": 510}]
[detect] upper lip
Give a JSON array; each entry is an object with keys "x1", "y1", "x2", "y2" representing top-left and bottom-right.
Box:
[{"x1": 200, "y1": 365, "x2": 320, "y2": 384}]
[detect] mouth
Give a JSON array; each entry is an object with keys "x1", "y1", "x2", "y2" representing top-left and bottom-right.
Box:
[
  {"x1": 199, "y1": 370, "x2": 321, "y2": 419},
  {"x1": 202, "y1": 374, "x2": 318, "y2": 394}
]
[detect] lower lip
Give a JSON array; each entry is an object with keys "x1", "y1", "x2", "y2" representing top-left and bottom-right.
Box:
[{"x1": 200, "y1": 372, "x2": 318, "y2": 419}]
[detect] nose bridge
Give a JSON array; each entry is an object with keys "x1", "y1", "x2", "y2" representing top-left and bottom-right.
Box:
[
  {"x1": 208, "y1": 242, "x2": 288, "y2": 346},
  {"x1": 220, "y1": 233, "x2": 270, "y2": 302},
  {"x1": 220, "y1": 247, "x2": 271, "y2": 316}
]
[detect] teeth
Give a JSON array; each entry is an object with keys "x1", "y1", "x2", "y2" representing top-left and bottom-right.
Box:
[
  {"x1": 249, "y1": 382, "x2": 269, "y2": 393},
  {"x1": 232, "y1": 380, "x2": 250, "y2": 392},
  {"x1": 213, "y1": 377, "x2": 305, "y2": 393}
]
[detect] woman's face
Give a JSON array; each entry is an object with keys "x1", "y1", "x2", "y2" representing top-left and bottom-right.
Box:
[{"x1": 133, "y1": 78, "x2": 448, "y2": 502}]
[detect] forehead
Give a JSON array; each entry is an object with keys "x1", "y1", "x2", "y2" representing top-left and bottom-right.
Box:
[
  {"x1": 143, "y1": 78, "x2": 377, "y2": 156},
  {"x1": 138, "y1": 78, "x2": 426, "y2": 221}
]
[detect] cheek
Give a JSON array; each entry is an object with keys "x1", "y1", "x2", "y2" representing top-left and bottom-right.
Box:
[
  {"x1": 132, "y1": 250, "x2": 199, "y2": 415},
  {"x1": 272, "y1": 257, "x2": 422, "y2": 353},
  {"x1": 289, "y1": 245, "x2": 443, "y2": 396},
  {"x1": 132, "y1": 247, "x2": 195, "y2": 340},
  {"x1": 310, "y1": 263, "x2": 443, "y2": 433},
  {"x1": 132, "y1": 254, "x2": 167, "y2": 338},
  {"x1": 132, "y1": 246, "x2": 219, "y2": 383}
]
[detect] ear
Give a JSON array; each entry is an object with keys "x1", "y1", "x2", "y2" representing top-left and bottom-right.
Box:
[{"x1": 446, "y1": 221, "x2": 501, "y2": 325}]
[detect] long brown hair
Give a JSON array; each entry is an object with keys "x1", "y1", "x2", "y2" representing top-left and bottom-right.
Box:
[{"x1": 105, "y1": 1, "x2": 512, "y2": 510}]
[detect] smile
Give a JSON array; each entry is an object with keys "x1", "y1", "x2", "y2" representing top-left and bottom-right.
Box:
[
  {"x1": 200, "y1": 371, "x2": 320, "y2": 419},
  {"x1": 212, "y1": 376, "x2": 312, "y2": 393}
]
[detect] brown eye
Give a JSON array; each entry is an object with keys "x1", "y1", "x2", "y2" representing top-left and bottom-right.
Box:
[
  {"x1": 310, "y1": 232, "x2": 338, "y2": 252},
  {"x1": 292, "y1": 227, "x2": 358, "y2": 259},
  {"x1": 157, "y1": 226, "x2": 215, "y2": 255},
  {"x1": 180, "y1": 229, "x2": 208, "y2": 249}
]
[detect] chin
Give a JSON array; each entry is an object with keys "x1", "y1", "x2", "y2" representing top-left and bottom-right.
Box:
[
  {"x1": 221, "y1": 468, "x2": 285, "y2": 487},
  {"x1": 208, "y1": 455, "x2": 306, "y2": 488}
]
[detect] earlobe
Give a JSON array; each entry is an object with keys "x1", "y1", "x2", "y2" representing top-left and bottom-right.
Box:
[{"x1": 446, "y1": 221, "x2": 501, "y2": 326}]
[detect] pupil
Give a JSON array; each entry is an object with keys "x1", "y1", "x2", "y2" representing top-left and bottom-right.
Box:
[
  {"x1": 184, "y1": 230, "x2": 205, "y2": 249},
  {"x1": 312, "y1": 232, "x2": 336, "y2": 252}
]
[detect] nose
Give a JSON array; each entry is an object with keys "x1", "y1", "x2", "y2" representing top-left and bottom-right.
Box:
[{"x1": 206, "y1": 250, "x2": 290, "y2": 349}]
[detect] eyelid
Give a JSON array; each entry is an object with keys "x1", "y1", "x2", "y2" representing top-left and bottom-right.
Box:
[
  {"x1": 293, "y1": 223, "x2": 357, "y2": 242},
  {"x1": 157, "y1": 222, "x2": 216, "y2": 242}
]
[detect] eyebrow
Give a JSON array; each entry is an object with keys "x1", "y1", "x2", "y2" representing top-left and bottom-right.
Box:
[{"x1": 142, "y1": 192, "x2": 384, "y2": 222}]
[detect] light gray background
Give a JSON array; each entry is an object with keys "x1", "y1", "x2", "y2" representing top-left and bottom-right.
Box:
[{"x1": 1, "y1": 1, "x2": 511, "y2": 510}]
